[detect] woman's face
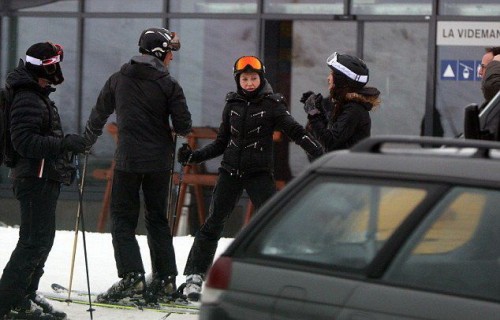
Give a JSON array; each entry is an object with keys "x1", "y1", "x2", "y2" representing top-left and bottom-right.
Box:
[
  {"x1": 239, "y1": 71, "x2": 261, "y2": 92},
  {"x1": 328, "y1": 72, "x2": 335, "y2": 91}
]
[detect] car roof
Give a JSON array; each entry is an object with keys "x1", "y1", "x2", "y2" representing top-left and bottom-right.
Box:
[{"x1": 310, "y1": 135, "x2": 500, "y2": 186}]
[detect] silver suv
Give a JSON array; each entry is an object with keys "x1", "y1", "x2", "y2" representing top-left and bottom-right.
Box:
[{"x1": 200, "y1": 136, "x2": 500, "y2": 320}]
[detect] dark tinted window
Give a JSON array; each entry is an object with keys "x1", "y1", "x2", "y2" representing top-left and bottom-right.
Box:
[
  {"x1": 253, "y1": 176, "x2": 431, "y2": 270},
  {"x1": 385, "y1": 187, "x2": 500, "y2": 301}
]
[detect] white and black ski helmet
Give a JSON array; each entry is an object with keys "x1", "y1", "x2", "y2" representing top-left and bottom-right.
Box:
[
  {"x1": 25, "y1": 42, "x2": 65, "y2": 85},
  {"x1": 326, "y1": 52, "x2": 369, "y2": 89},
  {"x1": 138, "y1": 27, "x2": 180, "y2": 60}
]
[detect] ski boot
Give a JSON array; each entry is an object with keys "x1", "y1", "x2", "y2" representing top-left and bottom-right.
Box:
[
  {"x1": 144, "y1": 274, "x2": 177, "y2": 304},
  {"x1": 29, "y1": 293, "x2": 67, "y2": 320},
  {"x1": 96, "y1": 271, "x2": 146, "y2": 303},
  {"x1": 8, "y1": 298, "x2": 56, "y2": 320},
  {"x1": 183, "y1": 274, "x2": 204, "y2": 302}
]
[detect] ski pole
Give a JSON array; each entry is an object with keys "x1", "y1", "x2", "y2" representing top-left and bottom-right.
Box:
[
  {"x1": 166, "y1": 134, "x2": 178, "y2": 227},
  {"x1": 76, "y1": 153, "x2": 95, "y2": 318},
  {"x1": 67, "y1": 153, "x2": 94, "y2": 318},
  {"x1": 67, "y1": 154, "x2": 82, "y2": 303},
  {"x1": 171, "y1": 145, "x2": 192, "y2": 235}
]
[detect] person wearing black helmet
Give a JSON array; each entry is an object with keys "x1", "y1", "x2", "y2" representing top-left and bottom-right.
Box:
[
  {"x1": 176, "y1": 55, "x2": 324, "y2": 301},
  {"x1": 302, "y1": 52, "x2": 381, "y2": 152},
  {"x1": 82, "y1": 27, "x2": 192, "y2": 304},
  {"x1": 0, "y1": 42, "x2": 87, "y2": 320}
]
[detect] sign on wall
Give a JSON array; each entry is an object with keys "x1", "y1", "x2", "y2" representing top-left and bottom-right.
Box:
[
  {"x1": 437, "y1": 21, "x2": 500, "y2": 46},
  {"x1": 440, "y1": 59, "x2": 482, "y2": 81}
]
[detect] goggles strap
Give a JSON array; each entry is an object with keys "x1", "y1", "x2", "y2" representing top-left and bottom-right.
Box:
[
  {"x1": 26, "y1": 54, "x2": 61, "y2": 66},
  {"x1": 327, "y1": 53, "x2": 368, "y2": 84}
]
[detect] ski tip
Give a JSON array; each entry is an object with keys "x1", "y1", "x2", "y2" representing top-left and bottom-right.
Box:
[{"x1": 51, "y1": 283, "x2": 67, "y2": 291}]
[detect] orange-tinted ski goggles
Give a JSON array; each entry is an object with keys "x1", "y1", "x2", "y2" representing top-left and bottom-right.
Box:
[{"x1": 233, "y1": 56, "x2": 265, "y2": 74}]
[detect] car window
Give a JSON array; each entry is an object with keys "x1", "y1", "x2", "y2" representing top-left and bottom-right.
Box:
[
  {"x1": 254, "y1": 177, "x2": 431, "y2": 270},
  {"x1": 384, "y1": 187, "x2": 500, "y2": 302}
]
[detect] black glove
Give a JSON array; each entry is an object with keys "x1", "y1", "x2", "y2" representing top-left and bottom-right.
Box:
[
  {"x1": 304, "y1": 93, "x2": 324, "y2": 116},
  {"x1": 62, "y1": 134, "x2": 87, "y2": 154},
  {"x1": 300, "y1": 91, "x2": 315, "y2": 104},
  {"x1": 177, "y1": 143, "x2": 193, "y2": 165}
]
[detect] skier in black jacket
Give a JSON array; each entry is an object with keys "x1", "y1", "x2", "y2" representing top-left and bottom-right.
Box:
[
  {"x1": 82, "y1": 28, "x2": 192, "y2": 304},
  {"x1": 302, "y1": 52, "x2": 381, "y2": 152},
  {"x1": 0, "y1": 42, "x2": 87, "y2": 320},
  {"x1": 177, "y1": 55, "x2": 324, "y2": 301}
]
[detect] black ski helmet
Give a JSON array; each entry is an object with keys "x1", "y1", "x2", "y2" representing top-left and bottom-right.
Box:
[
  {"x1": 25, "y1": 42, "x2": 64, "y2": 85},
  {"x1": 138, "y1": 27, "x2": 180, "y2": 60},
  {"x1": 326, "y1": 52, "x2": 369, "y2": 89}
]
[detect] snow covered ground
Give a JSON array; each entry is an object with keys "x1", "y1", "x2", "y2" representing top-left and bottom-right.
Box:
[{"x1": 0, "y1": 226, "x2": 233, "y2": 320}]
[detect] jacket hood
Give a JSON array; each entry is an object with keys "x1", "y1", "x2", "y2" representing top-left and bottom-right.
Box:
[
  {"x1": 6, "y1": 60, "x2": 45, "y2": 92},
  {"x1": 237, "y1": 78, "x2": 273, "y2": 100},
  {"x1": 344, "y1": 91, "x2": 381, "y2": 111},
  {"x1": 120, "y1": 55, "x2": 169, "y2": 80}
]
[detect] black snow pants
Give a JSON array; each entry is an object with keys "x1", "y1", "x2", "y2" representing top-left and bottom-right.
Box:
[
  {"x1": 110, "y1": 169, "x2": 177, "y2": 278},
  {"x1": 0, "y1": 177, "x2": 60, "y2": 317},
  {"x1": 183, "y1": 168, "x2": 276, "y2": 276}
]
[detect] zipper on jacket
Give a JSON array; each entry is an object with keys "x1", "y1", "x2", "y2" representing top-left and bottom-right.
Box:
[
  {"x1": 231, "y1": 125, "x2": 240, "y2": 135},
  {"x1": 251, "y1": 111, "x2": 265, "y2": 118},
  {"x1": 237, "y1": 101, "x2": 250, "y2": 171},
  {"x1": 229, "y1": 139, "x2": 239, "y2": 148},
  {"x1": 302, "y1": 135, "x2": 319, "y2": 148},
  {"x1": 248, "y1": 126, "x2": 261, "y2": 135},
  {"x1": 245, "y1": 141, "x2": 263, "y2": 151}
]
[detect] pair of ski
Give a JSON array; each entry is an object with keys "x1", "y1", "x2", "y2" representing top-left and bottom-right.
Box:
[{"x1": 44, "y1": 283, "x2": 200, "y2": 315}]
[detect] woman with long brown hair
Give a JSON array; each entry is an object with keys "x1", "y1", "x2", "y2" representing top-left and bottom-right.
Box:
[{"x1": 302, "y1": 52, "x2": 381, "y2": 152}]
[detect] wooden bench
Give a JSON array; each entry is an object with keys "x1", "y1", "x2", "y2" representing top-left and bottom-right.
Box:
[{"x1": 94, "y1": 125, "x2": 285, "y2": 235}]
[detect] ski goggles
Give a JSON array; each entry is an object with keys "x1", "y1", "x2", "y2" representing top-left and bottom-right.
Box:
[
  {"x1": 168, "y1": 32, "x2": 181, "y2": 51},
  {"x1": 233, "y1": 56, "x2": 265, "y2": 74},
  {"x1": 26, "y1": 43, "x2": 64, "y2": 66},
  {"x1": 326, "y1": 52, "x2": 368, "y2": 84}
]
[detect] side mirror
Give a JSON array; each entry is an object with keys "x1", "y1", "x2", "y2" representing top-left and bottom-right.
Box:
[{"x1": 463, "y1": 103, "x2": 480, "y2": 139}]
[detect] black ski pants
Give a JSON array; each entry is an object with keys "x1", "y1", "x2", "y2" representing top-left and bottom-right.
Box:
[
  {"x1": 110, "y1": 169, "x2": 177, "y2": 278},
  {"x1": 184, "y1": 168, "x2": 276, "y2": 276},
  {"x1": 0, "y1": 177, "x2": 60, "y2": 317}
]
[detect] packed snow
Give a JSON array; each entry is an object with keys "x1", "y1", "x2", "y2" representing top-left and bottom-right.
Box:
[{"x1": 0, "y1": 225, "x2": 233, "y2": 320}]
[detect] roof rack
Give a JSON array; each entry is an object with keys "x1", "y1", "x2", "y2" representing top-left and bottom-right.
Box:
[{"x1": 351, "y1": 135, "x2": 500, "y2": 159}]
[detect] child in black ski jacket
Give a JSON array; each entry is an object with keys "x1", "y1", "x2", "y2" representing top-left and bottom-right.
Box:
[
  {"x1": 302, "y1": 52, "x2": 381, "y2": 152},
  {"x1": 177, "y1": 55, "x2": 324, "y2": 301}
]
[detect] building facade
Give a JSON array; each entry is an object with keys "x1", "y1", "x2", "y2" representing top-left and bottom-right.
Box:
[{"x1": 1, "y1": 0, "x2": 499, "y2": 182}]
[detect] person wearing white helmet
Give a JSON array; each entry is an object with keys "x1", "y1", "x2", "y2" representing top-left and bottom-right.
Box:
[
  {"x1": 302, "y1": 52, "x2": 381, "y2": 152},
  {"x1": 0, "y1": 41, "x2": 86, "y2": 320}
]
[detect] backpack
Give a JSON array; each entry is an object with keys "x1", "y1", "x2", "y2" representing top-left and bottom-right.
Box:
[{"x1": 0, "y1": 83, "x2": 18, "y2": 167}]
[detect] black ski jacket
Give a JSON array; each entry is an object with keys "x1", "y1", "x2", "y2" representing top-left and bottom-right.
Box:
[
  {"x1": 84, "y1": 55, "x2": 192, "y2": 173},
  {"x1": 6, "y1": 61, "x2": 75, "y2": 185},
  {"x1": 191, "y1": 81, "x2": 323, "y2": 176},
  {"x1": 308, "y1": 100, "x2": 372, "y2": 152}
]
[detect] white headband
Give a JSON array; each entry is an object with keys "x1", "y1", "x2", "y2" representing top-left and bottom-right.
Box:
[
  {"x1": 327, "y1": 53, "x2": 368, "y2": 84},
  {"x1": 26, "y1": 54, "x2": 61, "y2": 66}
]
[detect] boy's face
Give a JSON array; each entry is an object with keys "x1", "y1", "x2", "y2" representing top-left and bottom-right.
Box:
[{"x1": 239, "y1": 71, "x2": 261, "y2": 92}]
